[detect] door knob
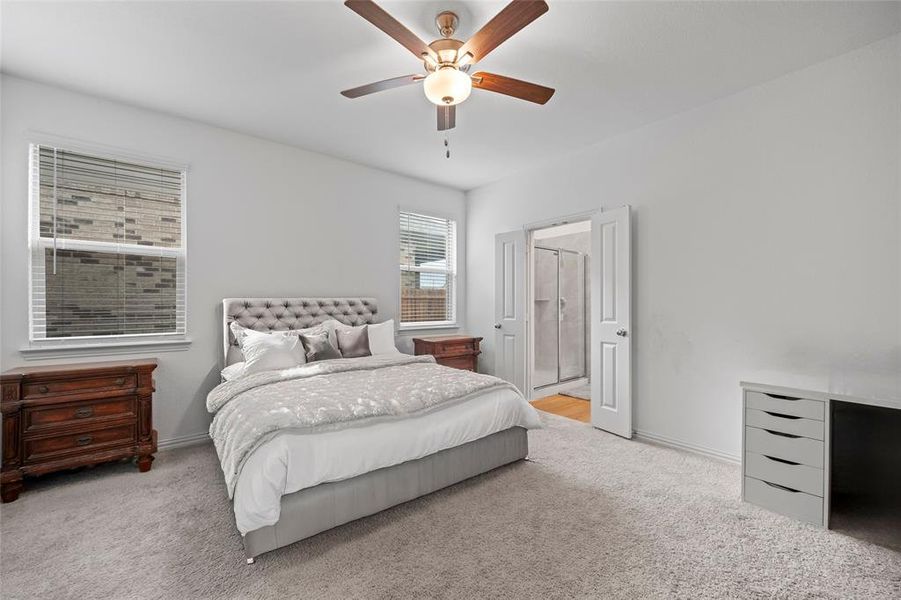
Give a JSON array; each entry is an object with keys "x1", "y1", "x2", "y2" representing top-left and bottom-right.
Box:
[
  {"x1": 616, "y1": 328, "x2": 628, "y2": 337},
  {"x1": 494, "y1": 323, "x2": 502, "y2": 329}
]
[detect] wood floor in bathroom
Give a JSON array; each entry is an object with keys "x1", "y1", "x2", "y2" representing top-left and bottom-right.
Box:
[{"x1": 530, "y1": 395, "x2": 591, "y2": 423}]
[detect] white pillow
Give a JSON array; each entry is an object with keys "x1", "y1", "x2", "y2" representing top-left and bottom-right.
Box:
[
  {"x1": 221, "y1": 362, "x2": 247, "y2": 381},
  {"x1": 368, "y1": 319, "x2": 400, "y2": 355},
  {"x1": 241, "y1": 329, "x2": 303, "y2": 375}
]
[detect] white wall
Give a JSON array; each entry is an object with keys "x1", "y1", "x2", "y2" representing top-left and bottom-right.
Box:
[
  {"x1": 0, "y1": 75, "x2": 466, "y2": 446},
  {"x1": 467, "y1": 35, "x2": 901, "y2": 459}
]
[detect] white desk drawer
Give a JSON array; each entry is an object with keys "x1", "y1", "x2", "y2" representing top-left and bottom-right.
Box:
[
  {"x1": 745, "y1": 408, "x2": 824, "y2": 440},
  {"x1": 745, "y1": 426, "x2": 824, "y2": 468},
  {"x1": 745, "y1": 452, "x2": 824, "y2": 497},
  {"x1": 744, "y1": 477, "x2": 823, "y2": 526},
  {"x1": 746, "y1": 391, "x2": 824, "y2": 420}
]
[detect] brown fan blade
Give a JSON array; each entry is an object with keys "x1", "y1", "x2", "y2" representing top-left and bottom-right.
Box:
[
  {"x1": 472, "y1": 72, "x2": 554, "y2": 105},
  {"x1": 437, "y1": 105, "x2": 456, "y2": 131},
  {"x1": 345, "y1": 0, "x2": 436, "y2": 61},
  {"x1": 458, "y1": 0, "x2": 548, "y2": 64},
  {"x1": 341, "y1": 74, "x2": 423, "y2": 99}
]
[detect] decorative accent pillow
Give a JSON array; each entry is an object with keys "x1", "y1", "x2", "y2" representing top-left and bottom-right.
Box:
[
  {"x1": 336, "y1": 324, "x2": 371, "y2": 358},
  {"x1": 241, "y1": 329, "x2": 304, "y2": 375},
  {"x1": 300, "y1": 331, "x2": 343, "y2": 362},
  {"x1": 230, "y1": 319, "x2": 341, "y2": 364},
  {"x1": 299, "y1": 319, "x2": 339, "y2": 349},
  {"x1": 220, "y1": 362, "x2": 247, "y2": 381},
  {"x1": 367, "y1": 319, "x2": 400, "y2": 355}
]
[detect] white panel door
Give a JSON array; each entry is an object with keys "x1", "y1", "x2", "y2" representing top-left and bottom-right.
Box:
[
  {"x1": 494, "y1": 229, "x2": 526, "y2": 393},
  {"x1": 590, "y1": 206, "x2": 632, "y2": 438}
]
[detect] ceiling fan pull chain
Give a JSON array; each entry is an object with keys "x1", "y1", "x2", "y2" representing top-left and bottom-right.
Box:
[{"x1": 445, "y1": 134, "x2": 450, "y2": 159}]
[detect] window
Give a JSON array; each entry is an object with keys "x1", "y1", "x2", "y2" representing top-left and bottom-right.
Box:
[
  {"x1": 399, "y1": 210, "x2": 457, "y2": 328},
  {"x1": 28, "y1": 144, "x2": 186, "y2": 344}
]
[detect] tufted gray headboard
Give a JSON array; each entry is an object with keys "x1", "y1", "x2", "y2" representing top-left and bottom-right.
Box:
[{"x1": 222, "y1": 297, "x2": 379, "y2": 366}]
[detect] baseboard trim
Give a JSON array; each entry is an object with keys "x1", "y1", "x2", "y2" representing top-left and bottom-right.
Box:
[
  {"x1": 158, "y1": 431, "x2": 211, "y2": 451},
  {"x1": 633, "y1": 429, "x2": 740, "y2": 464}
]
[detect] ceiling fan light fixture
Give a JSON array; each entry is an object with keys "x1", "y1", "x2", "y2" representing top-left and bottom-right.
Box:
[{"x1": 423, "y1": 67, "x2": 471, "y2": 106}]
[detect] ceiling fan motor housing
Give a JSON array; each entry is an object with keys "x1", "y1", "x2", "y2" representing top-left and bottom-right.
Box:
[{"x1": 425, "y1": 38, "x2": 468, "y2": 72}]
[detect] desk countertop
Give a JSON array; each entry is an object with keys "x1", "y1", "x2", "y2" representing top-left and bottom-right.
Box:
[{"x1": 741, "y1": 371, "x2": 901, "y2": 411}]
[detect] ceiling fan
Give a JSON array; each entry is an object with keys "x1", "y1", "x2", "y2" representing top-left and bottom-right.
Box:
[{"x1": 340, "y1": 0, "x2": 555, "y2": 137}]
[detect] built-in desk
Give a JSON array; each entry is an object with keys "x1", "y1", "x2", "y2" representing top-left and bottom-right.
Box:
[{"x1": 740, "y1": 377, "x2": 901, "y2": 550}]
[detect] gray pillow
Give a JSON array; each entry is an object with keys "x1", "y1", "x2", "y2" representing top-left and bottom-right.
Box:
[
  {"x1": 336, "y1": 325, "x2": 371, "y2": 358},
  {"x1": 300, "y1": 331, "x2": 343, "y2": 362}
]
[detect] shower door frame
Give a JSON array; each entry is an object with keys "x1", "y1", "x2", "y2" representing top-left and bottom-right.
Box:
[
  {"x1": 532, "y1": 245, "x2": 589, "y2": 391},
  {"x1": 524, "y1": 211, "x2": 596, "y2": 401}
]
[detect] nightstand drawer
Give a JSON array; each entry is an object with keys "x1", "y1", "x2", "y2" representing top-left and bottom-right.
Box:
[
  {"x1": 438, "y1": 355, "x2": 476, "y2": 371},
  {"x1": 745, "y1": 452, "x2": 823, "y2": 497},
  {"x1": 745, "y1": 408, "x2": 824, "y2": 440},
  {"x1": 24, "y1": 424, "x2": 136, "y2": 463},
  {"x1": 746, "y1": 391, "x2": 824, "y2": 420},
  {"x1": 24, "y1": 396, "x2": 137, "y2": 434},
  {"x1": 745, "y1": 426, "x2": 824, "y2": 468},
  {"x1": 744, "y1": 477, "x2": 823, "y2": 525},
  {"x1": 434, "y1": 341, "x2": 477, "y2": 357},
  {"x1": 23, "y1": 374, "x2": 136, "y2": 399}
]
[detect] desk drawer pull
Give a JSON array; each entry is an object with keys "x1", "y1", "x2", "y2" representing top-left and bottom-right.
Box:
[
  {"x1": 74, "y1": 407, "x2": 94, "y2": 418},
  {"x1": 764, "y1": 480, "x2": 802, "y2": 494},
  {"x1": 763, "y1": 411, "x2": 801, "y2": 420},
  {"x1": 763, "y1": 429, "x2": 801, "y2": 439},
  {"x1": 763, "y1": 454, "x2": 801, "y2": 466},
  {"x1": 76, "y1": 435, "x2": 93, "y2": 446},
  {"x1": 765, "y1": 393, "x2": 800, "y2": 401}
]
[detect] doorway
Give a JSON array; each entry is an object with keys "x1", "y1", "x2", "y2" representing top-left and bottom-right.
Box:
[
  {"x1": 530, "y1": 221, "x2": 592, "y2": 416},
  {"x1": 494, "y1": 206, "x2": 633, "y2": 438}
]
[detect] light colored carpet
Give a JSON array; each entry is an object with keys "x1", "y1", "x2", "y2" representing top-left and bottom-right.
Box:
[
  {"x1": 561, "y1": 384, "x2": 591, "y2": 401},
  {"x1": 2, "y1": 413, "x2": 899, "y2": 600}
]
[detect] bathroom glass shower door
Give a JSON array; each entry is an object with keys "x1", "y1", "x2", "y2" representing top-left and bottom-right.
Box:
[
  {"x1": 534, "y1": 246, "x2": 588, "y2": 389},
  {"x1": 559, "y1": 250, "x2": 587, "y2": 381}
]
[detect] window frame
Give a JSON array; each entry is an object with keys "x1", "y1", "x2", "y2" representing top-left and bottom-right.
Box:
[
  {"x1": 397, "y1": 207, "x2": 458, "y2": 331},
  {"x1": 25, "y1": 139, "x2": 189, "y2": 352}
]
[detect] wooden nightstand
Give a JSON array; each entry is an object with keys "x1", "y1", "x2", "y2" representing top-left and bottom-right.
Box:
[
  {"x1": 413, "y1": 335, "x2": 483, "y2": 372},
  {"x1": 0, "y1": 359, "x2": 158, "y2": 503}
]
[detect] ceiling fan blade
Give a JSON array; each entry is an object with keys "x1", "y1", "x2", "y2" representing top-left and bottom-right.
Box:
[
  {"x1": 437, "y1": 105, "x2": 456, "y2": 131},
  {"x1": 472, "y1": 72, "x2": 555, "y2": 105},
  {"x1": 458, "y1": 0, "x2": 548, "y2": 64},
  {"x1": 345, "y1": 0, "x2": 436, "y2": 60},
  {"x1": 341, "y1": 74, "x2": 423, "y2": 99}
]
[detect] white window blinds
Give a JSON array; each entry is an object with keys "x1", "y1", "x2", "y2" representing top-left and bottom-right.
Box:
[
  {"x1": 399, "y1": 210, "x2": 457, "y2": 326},
  {"x1": 28, "y1": 144, "x2": 186, "y2": 342}
]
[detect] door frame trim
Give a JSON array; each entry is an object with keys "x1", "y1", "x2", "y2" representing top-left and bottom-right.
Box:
[{"x1": 523, "y1": 210, "x2": 598, "y2": 400}]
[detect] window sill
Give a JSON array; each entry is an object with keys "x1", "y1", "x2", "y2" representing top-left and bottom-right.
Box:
[
  {"x1": 20, "y1": 338, "x2": 192, "y2": 360},
  {"x1": 397, "y1": 323, "x2": 460, "y2": 333}
]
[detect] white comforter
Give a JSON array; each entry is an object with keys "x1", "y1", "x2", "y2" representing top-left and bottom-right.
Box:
[{"x1": 233, "y1": 385, "x2": 541, "y2": 534}]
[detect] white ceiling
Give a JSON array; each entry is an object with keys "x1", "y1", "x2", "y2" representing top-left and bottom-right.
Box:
[{"x1": 3, "y1": 1, "x2": 899, "y2": 191}]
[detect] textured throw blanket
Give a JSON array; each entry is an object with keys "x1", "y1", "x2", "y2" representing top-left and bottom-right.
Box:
[{"x1": 207, "y1": 354, "x2": 518, "y2": 496}]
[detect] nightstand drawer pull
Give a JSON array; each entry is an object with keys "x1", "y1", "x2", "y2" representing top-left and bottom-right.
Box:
[
  {"x1": 115, "y1": 377, "x2": 125, "y2": 385},
  {"x1": 76, "y1": 435, "x2": 93, "y2": 446},
  {"x1": 74, "y1": 407, "x2": 94, "y2": 418},
  {"x1": 39, "y1": 385, "x2": 49, "y2": 394}
]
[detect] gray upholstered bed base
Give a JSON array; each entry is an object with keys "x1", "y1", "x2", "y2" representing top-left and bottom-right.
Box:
[{"x1": 243, "y1": 426, "x2": 528, "y2": 560}]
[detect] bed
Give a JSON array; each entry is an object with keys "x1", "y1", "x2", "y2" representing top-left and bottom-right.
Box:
[{"x1": 211, "y1": 297, "x2": 541, "y2": 562}]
